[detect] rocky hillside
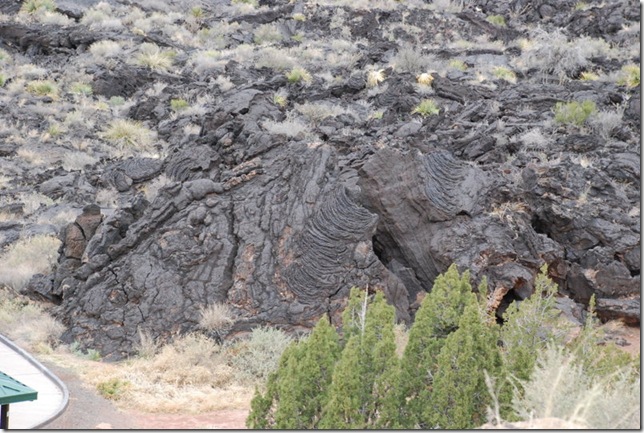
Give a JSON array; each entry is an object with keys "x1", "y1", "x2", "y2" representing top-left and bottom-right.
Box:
[{"x1": 0, "y1": 0, "x2": 639, "y2": 359}]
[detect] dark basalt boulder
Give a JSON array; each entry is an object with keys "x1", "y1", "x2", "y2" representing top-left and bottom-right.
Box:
[{"x1": 101, "y1": 158, "x2": 163, "y2": 192}]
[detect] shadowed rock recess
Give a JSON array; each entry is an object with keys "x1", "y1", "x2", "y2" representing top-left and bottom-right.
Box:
[{"x1": 3, "y1": 0, "x2": 638, "y2": 359}]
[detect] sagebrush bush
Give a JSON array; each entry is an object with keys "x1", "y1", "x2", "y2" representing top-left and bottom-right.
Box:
[
  {"x1": 230, "y1": 326, "x2": 293, "y2": 384},
  {"x1": 255, "y1": 47, "x2": 296, "y2": 71},
  {"x1": 253, "y1": 23, "x2": 283, "y2": 44},
  {"x1": 511, "y1": 343, "x2": 639, "y2": 429},
  {"x1": 589, "y1": 108, "x2": 623, "y2": 139},
  {"x1": 391, "y1": 45, "x2": 433, "y2": 74},
  {"x1": 520, "y1": 28, "x2": 611, "y2": 82}
]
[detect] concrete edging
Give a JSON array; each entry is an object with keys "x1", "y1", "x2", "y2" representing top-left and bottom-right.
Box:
[{"x1": 0, "y1": 334, "x2": 69, "y2": 429}]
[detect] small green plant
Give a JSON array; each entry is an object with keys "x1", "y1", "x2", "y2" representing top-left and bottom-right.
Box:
[
  {"x1": 20, "y1": 0, "x2": 56, "y2": 14},
  {"x1": 286, "y1": 66, "x2": 312, "y2": 84},
  {"x1": 47, "y1": 122, "x2": 64, "y2": 137},
  {"x1": 580, "y1": 71, "x2": 599, "y2": 81},
  {"x1": 69, "y1": 82, "x2": 93, "y2": 96},
  {"x1": 616, "y1": 64, "x2": 640, "y2": 88},
  {"x1": 86, "y1": 348, "x2": 102, "y2": 361},
  {"x1": 412, "y1": 99, "x2": 440, "y2": 117},
  {"x1": 26, "y1": 80, "x2": 59, "y2": 98},
  {"x1": 190, "y1": 6, "x2": 204, "y2": 19},
  {"x1": 170, "y1": 98, "x2": 189, "y2": 111},
  {"x1": 554, "y1": 100, "x2": 597, "y2": 126},
  {"x1": 108, "y1": 96, "x2": 125, "y2": 106},
  {"x1": 292, "y1": 12, "x2": 306, "y2": 21},
  {"x1": 291, "y1": 33, "x2": 304, "y2": 43},
  {"x1": 96, "y1": 378, "x2": 130, "y2": 400},
  {"x1": 486, "y1": 15, "x2": 506, "y2": 27},
  {"x1": 273, "y1": 92, "x2": 287, "y2": 108},
  {"x1": 449, "y1": 59, "x2": 467, "y2": 71},
  {"x1": 371, "y1": 110, "x2": 384, "y2": 120},
  {"x1": 574, "y1": 1, "x2": 589, "y2": 10},
  {"x1": 70, "y1": 341, "x2": 102, "y2": 360},
  {"x1": 0, "y1": 74, "x2": 6, "y2": 87},
  {"x1": 493, "y1": 66, "x2": 517, "y2": 83}
]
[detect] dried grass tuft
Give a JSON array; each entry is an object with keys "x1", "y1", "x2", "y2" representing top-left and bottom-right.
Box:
[{"x1": 0, "y1": 235, "x2": 61, "y2": 290}]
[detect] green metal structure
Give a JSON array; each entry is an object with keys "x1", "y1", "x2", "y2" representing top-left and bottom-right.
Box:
[{"x1": 0, "y1": 371, "x2": 38, "y2": 429}]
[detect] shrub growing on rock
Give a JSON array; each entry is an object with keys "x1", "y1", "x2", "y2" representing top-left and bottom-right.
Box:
[
  {"x1": 412, "y1": 99, "x2": 440, "y2": 117},
  {"x1": 553, "y1": 100, "x2": 597, "y2": 127}
]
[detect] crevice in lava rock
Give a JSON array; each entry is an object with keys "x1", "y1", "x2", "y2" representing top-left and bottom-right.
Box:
[
  {"x1": 371, "y1": 229, "x2": 426, "y2": 307},
  {"x1": 530, "y1": 213, "x2": 551, "y2": 236}
]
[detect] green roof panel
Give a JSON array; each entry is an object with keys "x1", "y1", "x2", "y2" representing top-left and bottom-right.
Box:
[{"x1": 0, "y1": 371, "x2": 37, "y2": 405}]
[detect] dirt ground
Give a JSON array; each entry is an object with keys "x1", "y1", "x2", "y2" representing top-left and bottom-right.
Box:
[{"x1": 42, "y1": 361, "x2": 249, "y2": 429}]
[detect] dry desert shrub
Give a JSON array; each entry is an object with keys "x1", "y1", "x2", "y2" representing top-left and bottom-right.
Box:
[
  {"x1": 17, "y1": 191, "x2": 55, "y2": 214},
  {"x1": 198, "y1": 302, "x2": 234, "y2": 334},
  {"x1": 261, "y1": 118, "x2": 308, "y2": 139},
  {"x1": 136, "y1": 42, "x2": 175, "y2": 71},
  {"x1": 511, "y1": 344, "x2": 640, "y2": 429},
  {"x1": 0, "y1": 288, "x2": 64, "y2": 353},
  {"x1": 519, "y1": 28, "x2": 612, "y2": 82},
  {"x1": 100, "y1": 118, "x2": 155, "y2": 153},
  {"x1": 89, "y1": 40, "x2": 123, "y2": 62},
  {"x1": 0, "y1": 235, "x2": 61, "y2": 290},
  {"x1": 68, "y1": 332, "x2": 255, "y2": 413},
  {"x1": 131, "y1": 333, "x2": 233, "y2": 387}
]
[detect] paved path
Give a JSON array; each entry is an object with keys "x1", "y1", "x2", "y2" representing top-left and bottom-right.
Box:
[{"x1": 0, "y1": 335, "x2": 68, "y2": 429}]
